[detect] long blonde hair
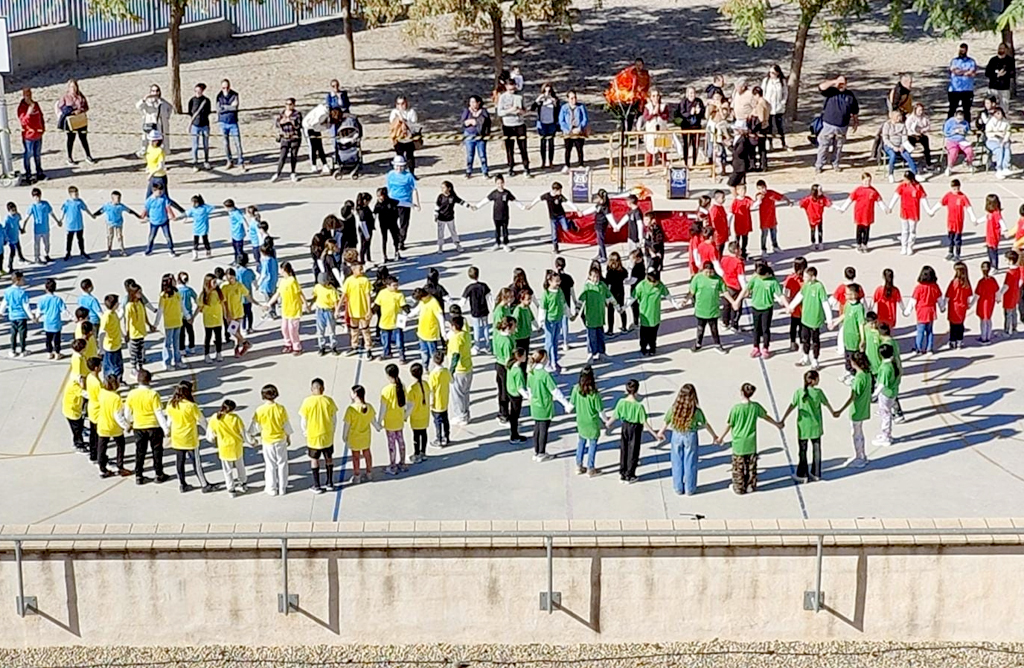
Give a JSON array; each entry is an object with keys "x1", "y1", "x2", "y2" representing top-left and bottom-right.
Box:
[{"x1": 668, "y1": 384, "x2": 699, "y2": 431}]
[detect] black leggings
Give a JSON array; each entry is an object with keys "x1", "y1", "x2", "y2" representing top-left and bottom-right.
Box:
[
  {"x1": 397, "y1": 208, "x2": 411, "y2": 250},
  {"x1": 413, "y1": 428, "x2": 428, "y2": 456},
  {"x1": 276, "y1": 141, "x2": 299, "y2": 176},
  {"x1": 800, "y1": 324, "x2": 821, "y2": 359},
  {"x1": 502, "y1": 125, "x2": 529, "y2": 171},
  {"x1": 752, "y1": 307, "x2": 773, "y2": 348},
  {"x1": 66, "y1": 130, "x2": 93, "y2": 161},
  {"x1": 856, "y1": 225, "x2": 871, "y2": 246},
  {"x1": 619, "y1": 421, "x2": 642, "y2": 479},
  {"x1": 179, "y1": 320, "x2": 195, "y2": 350},
  {"x1": 767, "y1": 113, "x2": 786, "y2": 147},
  {"x1": 65, "y1": 230, "x2": 86, "y2": 256},
  {"x1": 495, "y1": 363, "x2": 509, "y2": 420},
  {"x1": 193, "y1": 235, "x2": 211, "y2": 252},
  {"x1": 789, "y1": 316, "x2": 801, "y2": 344},
  {"x1": 175, "y1": 449, "x2": 208, "y2": 487},
  {"x1": 509, "y1": 396, "x2": 524, "y2": 440},
  {"x1": 494, "y1": 219, "x2": 509, "y2": 246},
  {"x1": 796, "y1": 438, "x2": 821, "y2": 479},
  {"x1": 539, "y1": 133, "x2": 556, "y2": 166},
  {"x1": 533, "y1": 418, "x2": 551, "y2": 454},
  {"x1": 394, "y1": 141, "x2": 416, "y2": 174},
  {"x1": 721, "y1": 287, "x2": 741, "y2": 329},
  {"x1": 564, "y1": 137, "x2": 584, "y2": 168},
  {"x1": 380, "y1": 220, "x2": 401, "y2": 257},
  {"x1": 308, "y1": 130, "x2": 327, "y2": 167},
  {"x1": 809, "y1": 224, "x2": 823, "y2": 245},
  {"x1": 204, "y1": 326, "x2": 223, "y2": 355},
  {"x1": 639, "y1": 324, "x2": 660, "y2": 354},
  {"x1": 607, "y1": 293, "x2": 627, "y2": 333},
  {"x1": 695, "y1": 317, "x2": 721, "y2": 346}
]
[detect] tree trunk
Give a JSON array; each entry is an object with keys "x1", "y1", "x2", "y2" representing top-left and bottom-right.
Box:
[
  {"x1": 1003, "y1": 0, "x2": 1016, "y2": 97},
  {"x1": 514, "y1": 16, "x2": 524, "y2": 40},
  {"x1": 785, "y1": 10, "x2": 813, "y2": 122},
  {"x1": 168, "y1": 2, "x2": 183, "y2": 114},
  {"x1": 341, "y1": 0, "x2": 356, "y2": 70},
  {"x1": 491, "y1": 8, "x2": 505, "y2": 88}
]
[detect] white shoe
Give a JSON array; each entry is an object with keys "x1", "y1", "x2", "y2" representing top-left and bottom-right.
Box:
[
  {"x1": 504, "y1": 245, "x2": 513, "y2": 252},
  {"x1": 290, "y1": 173, "x2": 299, "y2": 183},
  {"x1": 845, "y1": 457, "x2": 869, "y2": 469},
  {"x1": 204, "y1": 355, "x2": 212, "y2": 363},
  {"x1": 7, "y1": 351, "x2": 15, "y2": 358},
  {"x1": 192, "y1": 250, "x2": 199, "y2": 261},
  {"x1": 561, "y1": 166, "x2": 569, "y2": 174},
  {"x1": 321, "y1": 165, "x2": 332, "y2": 176},
  {"x1": 888, "y1": 173, "x2": 895, "y2": 183},
  {"x1": 811, "y1": 358, "x2": 820, "y2": 370},
  {"x1": 470, "y1": 346, "x2": 480, "y2": 356},
  {"x1": 269, "y1": 173, "x2": 280, "y2": 183},
  {"x1": 309, "y1": 161, "x2": 318, "y2": 174},
  {"x1": 872, "y1": 437, "x2": 892, "y2": 446},
  {"x1": 215, "y1": 353, "x2": 223, "y2": 362},
  {"x1": 945, "y1": 167, "x2": 951, "y2": 176},
  {"x1": 900, "y1": 247, "x2": 908, "y2": 255}
]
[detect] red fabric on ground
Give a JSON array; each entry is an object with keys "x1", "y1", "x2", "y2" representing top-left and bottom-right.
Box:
[{"x1": 560, "y1": 197, "x2": 697, "y2": 244}]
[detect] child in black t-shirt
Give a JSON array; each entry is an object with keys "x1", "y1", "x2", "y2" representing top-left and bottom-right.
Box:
[
  {"x1": 643, "y1": 211, "x2": 665, "y2": 272},
  {"x1": 373, "y1": 187, "x2": 401, "y2": 262},
  {"x1": 627, "y1": 249, "x2": 645, "y2": 330},
  {"x1": 553, "y1": 256, "x2": 578, "y2": 351},
  {"x1": 474, "y1": 174, "x2": 521, "y2": 251},
  {"x1": 525, "y1": 182, "x2": 578, "y2": 254},
  {"x1": 461, "y1": 265, "x2": 492, "y2": 353}
]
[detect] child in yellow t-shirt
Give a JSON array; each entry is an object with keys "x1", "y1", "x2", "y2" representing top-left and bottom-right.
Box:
[
  {"x1": 341, "y1": 262, "x2": 374, "y2": 358},
  {"x1": 99, "y1": 294, "x2": 125, "y2": 385},
  {"x1": 123, "y1": 285, "x2": 154, "y2": 378},
  {"x1": 407, "y1": 362, "x2": 432, "y2": 462},
  {"x1": 298, "y1": 378, "x2": 339, "y2": 492},
  {"x1": 247, "y1": 383, "x2": 293, "y2": 496},
  {"x1": 264, "y1": 263, "x2": 306, "y2": 355},
  {"x1": 377, "y1": 363, "x2": 410, "y2": 475},
  {"x1": 85, "y1": 357, "x2": 103, "y2": 461},
  {"x1": 343, "y1": 385, "x2": 377, "y2": 483},
  {"x1": 309, "y1": 272, "x2": 342, "y2": 355},
  {"x1": 206, "y1": 399, "x2": 248, "y2": 496},
  {"x1": 61, "y1": 375, "x2": 88, "y2": 452},
  {"x1": 447, "y1": 315, "x2": 474, "y2": 425},
  {"x1": 427, "y1": 350, "x2": 452, "y2": 446},
  {"x1": 374, "y1": 277, "x2": 408, "y2": 362}
]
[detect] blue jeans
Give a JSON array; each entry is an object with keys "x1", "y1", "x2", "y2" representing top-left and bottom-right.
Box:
[
  {"x1": 469, "y1": 315, "x2": 489, "y2": 349},
  {"x1": 550, "y1": 215, "x2": 570, "y2": 249},
  {"x1": 221, "y1": 122, "x2": 244, "y2": 165},
  {"x1": 915, "y1": 322, "x2": 934, "y2": 353},
  {"x1": 987, "y1": 139, "x2": 1012, "y2": 171},
  {"x1": 190, "y1": 125, "x2": 210, "y2": 164},
  {"x1": 418, "y1": 339, "x2": 438, "y2": 366},
  {"x1": 22, "y1": 138, "x2": 42, "y2": 178},
  {"x1": 464, "y1": 137, "x2": 488, "y2": 176},
  {"x1": 884, "y1": 146, "x2": 917, "y2": 175},
  {"x1": 146, "y1": 224, "x2": 174, "y2": 254},
  {"x1": 543, "y1": 319, "x2": 563, "y2": 369},
  {"x1": 586, "y1": 326, "x2": 606, "y2": 355},
  {"x1": 561, "y1": 314, "x2": 571, "y2": 347},
  {"x1": 162, "y1": 327, "x2": 182, "y2": 367},
  {"x1": 669, "y1": 429, "x2": 699, "y2": 495},
  {"x1": 575, "y1": 436, "x2": 598, "y2": 469},
  {"x1": 102, "y1": 349, "x2": 124, "y2": 380},
  {"x1": 315, "y1": 309, "x2": 336, "y2": 349},
  {"x1": 382, "y1": 328, "x2": 405, "y2": 359}
]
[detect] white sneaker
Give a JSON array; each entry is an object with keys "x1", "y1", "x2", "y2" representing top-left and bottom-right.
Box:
[
  {"x1": 532, "y1": 454, "x2": 541, "y2": 462},
  {"x1": 269, "y1": 173, "x2": 280, "y2": 183},
  {"x1": 561, "y1": 166, "x2": 569, "y2": 174},
  {"x1": 290, "y1": 173, "x2": 299, "y2": 183},
  {"x1": 504, "y1": 245, "x2": 513, "y2": 253},
  {"x1": 215, "y1": 352, "x2": 223, "y2": 362},
  {"x1": 309, "y1": 161, "x2": 318, "y2": 174},
  {"x1": 872, "y1": 436, "x2": 892, "y2": 446},
  {"x1": 7, "y1": 351, "x2": 15, "y2": 358},
  {"x1": 888, "y1": 173, "x2": 895, "y2": 183},
  {"x1": 470, "y1": 346, "x2": 480, "y2": 356},
  {"x1": 321, "y1": 165, "x2": 332, "y2": 176},
  {"x1": 204, "y1": 355, "x2": 212, "y2": 363},
  {"x1": 192, "y1": 250, "x2": 199, "y2": 261},
  {"x1": 811, "y1": 358, "x2": 820, "y2": 370},
  {"x1": 845, "y1": 457, "x2": 869, "y2": 469}
]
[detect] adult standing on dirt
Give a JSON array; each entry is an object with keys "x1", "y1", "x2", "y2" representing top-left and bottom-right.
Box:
[
  {"x1": 460, "y1": 95, "x2": 491, "y2": 179},
  {"x1": 389, "y1": 95, "x2": 421, "y2": 175},
  {"x1": 559, "y1": 90, "x2": 589, "y2": 173},
  {"x1": 136, "y1": 84, "x2": 172, "y2": 157},
  {"x1": 17, "y1": 88, "x2": 46, "y2": 184},
  {"x1": 386, "y1": 155, "x2": 420, "y2": 253},
  {"x1": 271, "y1": 98, "x2": 302, "y2": 183},
  {"x1": 187, "y1": 83, "x2": 213, "y2": 171},
  {"x1": 948, "y1": 42, "x2": 978, "y2": 121},
  {"x1": 217, "y1": 79, "x2": 244, "y2": 169},
  {"x1": 497, "y1": 78, "x2": 531, "y2": 178},
  {"x1": 54, "y1": 79, "x2": 96, "y2": 166},
  {"x1": 985, "y1": 43, "x2": 1015, "y2": 112},
  {"x1": 813, "y1": 75, "x2": 859, "y2": 174},
  {"x1": 325, "y1": 79, "x2": 351, "y2": 114}
]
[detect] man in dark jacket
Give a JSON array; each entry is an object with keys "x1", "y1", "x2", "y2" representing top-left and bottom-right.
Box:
[
  {"x1": 985, "y1": 43, "x2": 1015, "y2": 112},
  {"x1": 216, "y1": 79, "x2": 244, "y2": 169}
]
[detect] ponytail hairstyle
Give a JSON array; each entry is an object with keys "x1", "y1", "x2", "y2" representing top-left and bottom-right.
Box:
[
  {"x1": 850, "y1": 351, "x2": 870, "y2": 373},
  {"x1": 809, "y1": 184, "x2": 822, "y2": 200},
  {"x1": 903, "y1": 171, "x2": 919, "y2": 186},
  {"x1": 917, "y1": 265, "x2": 937, "y2": 285},
  {"x1": 352, "y1": 384, "x2": 368, "y2": 413},
  {"x1": 754, "y1": 260, "x2": 774, "y2": 278},
  {"x1": 625, "y1": 379, "x2": 640, "y2": 396},
  {"x1": 385, "y1": 363, "x2": 406, "y2": 407},
  {"x1": 281, "y1": 261, "x2": 296, "y2": 278},
  {"x1": 170, "y1": 380, "x2": 195, "y2": 408},
  {"x1": 410, "y1": 363, "x2": 427, "y2": 404},
  {"x1": 160, "y1": 273, "x2": 177, "y2": 298},
  {"x1": 802, "y1": 370, "x2": 820, "y2": 403},
  {"x1": 507, "y1": 346, "x2": 527, "y2": 370},
  {"x1": 741, "y1": 383, "x2": 757, "y2": 399},
  {"x1": 882, "y1": 268, "x2": 896, "y2": 300},
  {"x1": 792, "y1": 256, "x2": 807, "y2": 275},
  {"x1": 986, "y1": 193, "x2": 1002, "y2": 213},
  {"x1": 217, "y1": 399, "x2": 237, "y2": 419},
  {"x1": 668, "y1": 383, "x2": 699, "y2": 431},
  {"x1": 952, "y1": 261, "x2": 969, "y2": 286},
  {"x1": 594, "y1": 188, "x2": 609, "y2": 210},
  {"x1": 577, "y1": 365, "x2": 597, "y2": 396}
]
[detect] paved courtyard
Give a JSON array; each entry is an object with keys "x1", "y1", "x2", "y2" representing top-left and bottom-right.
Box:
[{"x1": 1, "y1": 177, "x2": 1023, "y2": 526}]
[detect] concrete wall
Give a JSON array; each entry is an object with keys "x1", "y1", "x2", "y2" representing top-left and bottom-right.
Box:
[
  {"x1": 8, "y1": 20, "x2": 234, "y2": 74},
  {"x1": 2, "y1": 523, "x2": 1024, "y2": 646}
]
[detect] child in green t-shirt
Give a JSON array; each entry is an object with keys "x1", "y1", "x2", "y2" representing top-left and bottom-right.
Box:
[
  {"x1": 715, "y1": 383, "x2": 783, "y2": 494},
  {"x1": 570, "y1": 365, "x2": 609, "y2": 475},
  {"x1": 835, "y1": 351, "x2": 872, "y2": 468},
  {"x1": 689, "y1": 261, "x2": 727, "y2": 353},
  {"x1": 830, "y1": 283, "x2": 866, "y2": 384},
  {"x1": 525, "y1": 350, "x2": 572, "y2": 461},
  {"x1": 493, "y1": 316, "x2": 516, "y2": 426},
  {"x1": 512, "y1": 288, "x2": 536, "y2": 356},
  {"x1": 505, "y1": 346, "x2": 529, "y2": 444},
  {"x1": 541, "y1": 272, "x2": 567, "y2": 373},
  {"x1": 779, "y1": 370, "x2": 839, "y2": 483},
  {"x1": 605, "y1": 379, "x2": 657, "y2": 483},
  {"x1": 872, "y1": 344, "x2": 900, "y2": 446},
  {"x1": 877, "y1": 322, "x2": 905, "y2": 422}
]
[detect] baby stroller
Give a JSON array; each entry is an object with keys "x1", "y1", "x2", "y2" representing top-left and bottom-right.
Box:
[{"x1": 333, "y1": 112, "x2": 363, "y2": 179}]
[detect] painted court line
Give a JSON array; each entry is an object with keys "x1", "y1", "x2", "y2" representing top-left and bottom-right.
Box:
[
  {"x1": 758, "y1": 350, "x2": 810, "y2": 520},
  {"x1": 332, "y1": 357, "x2": 362, "y2": 521}
]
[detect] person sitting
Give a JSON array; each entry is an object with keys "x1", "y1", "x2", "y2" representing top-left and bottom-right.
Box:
[
  {"x1": 904, "y1": 103, "x2": 932, "y2": 168},
  {"x1": 943, "y1": 109, "x2": 974, "y2": 175},
  {"x1": 881, "y1": 110, "x2": 917, "y2": 182},
  {"x1": 984, "y1": 106, "x2": 1013, "y2": 178}
]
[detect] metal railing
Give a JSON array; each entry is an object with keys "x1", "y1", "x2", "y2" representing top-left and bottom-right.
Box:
[{"x1": 2, "y1": 526, "x2": 1021, "y2": 619}]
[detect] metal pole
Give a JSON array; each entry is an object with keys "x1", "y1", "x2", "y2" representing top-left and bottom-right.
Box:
[
  {"x1": 545, "y1": 536, "x2": 553, "y2": 614},
  {"x1": 0, "y1": 73, "x2": 14, "y2": 178},
  {"x1": 14, "y1": 540, "x2": 25, "y2": 617},
  {"x1": 617, "y1": 121, "x2": 626, "y2": 192},
  {"x1": 281, "y1": 538, "x2": 289, "y2": 616},
  {"x1": 813, "y1": 535, "x2": 823, "y2": 613}
]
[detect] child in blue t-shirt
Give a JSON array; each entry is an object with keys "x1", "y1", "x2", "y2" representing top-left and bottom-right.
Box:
[
  {"x1": 2, "y1": 202, "x2": 27, "y2": 274},
  {"x1": 183, "y1": 194, "x2": 216, "y2": 260},
  {"x1": 177, "y1": 271, "x2": 198, "y2": 355},
  {"x1": 1, "y1": 271, "x2": 33, "y2": 356},
  {"x1": 24, "y1": 187, "x2": 61, "y2": 264},
  {"x1": 60, "y1": 185, "x2": 94, "y2": 261},
  {"x1": 93, "y1": 190, "x2": 141, "y2": 257},
  {"x1": 36, "y1": 278, "x2": 68, "y2": 359},
  {"x1": 223, "y1": 198, "x2": 246, "y2": 264},
  {"x1": 143, "y1": 182, "x2": 178, "y2": 257},
  {"x1": 236, "y1": 253, "x2": 257, "y2": 333},
  {"x1": 245, "y1": 204, "x2": 262, "y2": 263},
  {"x1": 256, "y1": 240, "x2": 279, "y2": 318}
]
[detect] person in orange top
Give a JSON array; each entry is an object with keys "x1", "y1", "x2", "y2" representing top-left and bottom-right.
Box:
[
  {"x1": 836, "y1": 172, "x2": 885, "y2": 253},
  {"x1": 782, "y1": 257, "x2": 806, "y2": 352},
  {"x1": 728, "y1": 184, "x2": 754, "y2": 259},
  {"x1": 944, "y1": 262, "x2": 974, "y2": 349},
  {"x1": 974, "y1": 260, "x2": 999, "y2": 344},
  {"x1": 798, "y1": 184, "x2": 831, "y2": 250},
  {"x1": 886, "y1": 171, "x2": 930, "y2": 256},
  {"x1": 928, "y1": 178, "x2": 974, "y2": 262}
]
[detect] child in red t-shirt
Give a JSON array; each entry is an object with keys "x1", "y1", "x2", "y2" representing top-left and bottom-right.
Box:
[
  {"x1": 872, "y1": 268, "x2": 904, "y2": 330},
  {"x1": 729, "y1": 183, "x2": 754, "y2": 259},
  {"x1": 783, "y1": 257, "x2": 807, "y2": 351},
  {"x1": 798, "y1": 184, "x2": 831, "y2": 251},
  {"x1": 975, "y1": 260, "x2": 999, "y2": 344},
  {"x1": 753, "y1": 179, "x2": 790, "y2": 255},
  {"x1": 944, "y1": 262, "x2": 974, "y2": 349},
  {"x1": 1001, "y1": 250, "x2": 1022, "y2": 334},
  {"x1": 930, "y1": 178, "x2": 974, "y2": 262},
  {"x1": 719, "y1": 241, "x2": 746, "y2": 332},
  {"x1": 905, "y1": 265, "x2": 942, "y2": 355},
  {"x1": 709, "y1": 190, "x2": 730, "y2": 255},
  {"x1": 837, "y1": 172, "x2": 884, "y2": 253},
  {"x1": 981, "y1": 194, "x2": 1008, "y2": 269},
  {"x1": 1012, "y1": 205, "x2": 1024, "y2": 252},
  {"x1": 887, "y1": 172, "x2": 929, "y2": 256}
]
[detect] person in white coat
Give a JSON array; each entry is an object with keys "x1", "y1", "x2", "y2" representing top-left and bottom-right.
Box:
[
  {"x1": 303, "y1": 103, "x2": 333, "y2": 175},
  {"x1": 761, "y1": 65, "x2": 789, "y2": 150},
  {"x1": 136, "y1": 84, "x2": 173, "y2": 156}
]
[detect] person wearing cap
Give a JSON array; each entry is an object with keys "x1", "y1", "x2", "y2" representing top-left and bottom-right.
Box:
[
  {"x1": 136, "y1": 84, "x2": 172, "y2": 157},
  {"x1": 814, "y1": 75, "x2": 859, "y2": 173},
  {"x1": 385, "y1": 155, "x2": 420, "y2": 253}
]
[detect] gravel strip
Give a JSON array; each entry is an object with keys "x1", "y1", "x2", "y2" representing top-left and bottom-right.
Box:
[{"x1": 2, "y1": 642, "x2": 1024, "y2": 668}]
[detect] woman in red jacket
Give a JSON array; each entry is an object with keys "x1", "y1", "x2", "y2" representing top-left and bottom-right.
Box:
[{"x1": 16, "y1": 88, "x2": 45, "y2": 183}]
